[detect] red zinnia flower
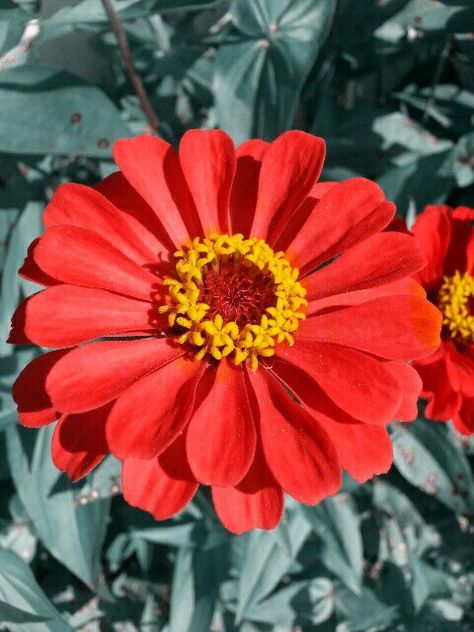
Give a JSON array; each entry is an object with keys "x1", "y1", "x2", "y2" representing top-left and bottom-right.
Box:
[
  {"x1": 9, "y1": 130, "x2": 441, "y2": 533},
  {"x1": 411, "y1": 204, "x2": 474, "y2": 434}
]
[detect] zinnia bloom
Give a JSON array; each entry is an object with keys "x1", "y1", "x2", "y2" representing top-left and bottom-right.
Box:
[
  {"x1": 9, "y1": 130, "x2": 441, "y2": 533},
  {"x1": 411, "y1": 204, "x2": 474, "y2": 434}
]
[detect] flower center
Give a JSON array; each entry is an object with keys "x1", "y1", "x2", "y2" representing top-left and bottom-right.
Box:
[
  {"x1": 437, "y1": 270, "x2": 474, "y2": 344},
  {"x1": 159, "y1": 233, "x2": 307, "y2": 370}
]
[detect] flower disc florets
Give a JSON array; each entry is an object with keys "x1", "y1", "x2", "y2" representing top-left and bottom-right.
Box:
[
  {"x1": 437, "y1": 270, "x2": 474, "y2": 344},
  {"x1": 159, "y1": 233, "x2": 307, "y2": 370}
]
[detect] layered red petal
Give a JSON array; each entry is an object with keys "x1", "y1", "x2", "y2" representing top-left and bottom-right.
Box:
[
  {"x1": 277, "y1": 341, "x2": 401, "y2": 424},
  {"x1": 306, "y1": 278, "x2": 426, "y2": 315},
  {"x1": 186, "y1": 360, "x2": 256, "y2": 486},
  {"x1": 113, "y1": 135, "x2": 199, "y2": 247},
  {"x1": 212, "y1": 441, "x2": 283, "y2": 534},
  {"x1": 414, "y1": 348, "x2": 462, "y2": 421},
  {"x1": 299, "y1": 295, "x2": 442, "y2": 360},
  {"x1": 230, "y1": 139, "x2": 268, "y2": 236},
  {"x1": 106, "y1": 356, "x2": 205, "y2": 460},
  {"x1": 9, "y1": 286, "x2": 156, "y2": 347},
  {"x1": 52, "y1": 403, "x2": 111, "y2": 482},
  {"x1": 250, "y1": 131, "x2": 325, "y2": 241},
  {"x1": 247, "y1": 368, "x2": 341, "y2": 504},
  {"x1": 411, "y1": 205, "x2": 451, "y2": 289},
  {"x1": 321, "y1": 419, "x2": 393, "y2": 483},
  {"x1": 46, "y1": 338, "x2": 183, "y2": 413},
  {"x1": 44, "y1": 182, "x2": 169, "y2": 266},
  {"x1": 33, "y1": 225, "x2": 159, "y2": 300},
  {"x1": 304, "y1": 232, "x2": 426, "y2": 301},
  {"x1": 179, "y1": 129, "x2": 236, "y2": 234},
  {"x1": 13, "y1": 350, "x2": 68, "y2": 427},
  {"x1": 286, "y1": 178, "x2": 394, "y2": 275},
  {"x1": 383, "y1": 361, "x2": 422, "y2": 421},
  {"x1": 122, "y1": 434, "x2": 198, "y2": 520}
]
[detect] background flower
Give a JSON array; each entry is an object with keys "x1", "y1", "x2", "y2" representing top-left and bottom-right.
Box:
[{"x1": 412, "y1": 205, "x2": 474, "y2": 434}]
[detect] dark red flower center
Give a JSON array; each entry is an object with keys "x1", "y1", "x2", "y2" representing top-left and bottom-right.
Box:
[
  {"x1": 200, "y1": 259, "x2": 277, "y2": 326},
  {"x1": 159, "y1": 233, "x2": 307, "y2": 370}
]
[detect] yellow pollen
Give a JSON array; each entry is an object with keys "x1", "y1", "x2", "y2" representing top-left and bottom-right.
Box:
[
  {"x1": 437, "y1": 270, "x2": 474, "y2": 344},
  {"x1": 160, "y1": 233, "x2": 307, "y2": 370}
]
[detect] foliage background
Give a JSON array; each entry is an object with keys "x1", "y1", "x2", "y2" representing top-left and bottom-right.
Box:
[{"x1": 0, "y1": 0, "x2": 474, "y2": 630}]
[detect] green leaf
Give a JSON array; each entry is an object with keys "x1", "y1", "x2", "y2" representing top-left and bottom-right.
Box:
[
  {"x1": 0, "y1": 68, "x2": 131, "y2": 157},
  {"x1": 0, "y1": 202, "x2": 42, "y2": 356},
  {"x1": 245, "y1": 577, "x2": 334, "y2": 627},
  {"x1": 0, "y1": 1, "x2": 29, "y2": 57},
  {"x1": 0, "y1": 601, "x2": 48, "y2": 624},
  {"x1": 38, "y1": 0, "x2": 226, "y2": 42},
  {"x1": 214, "y1": 0, "x2": 336, "y2": 143},
  {"x1": 335, "y1": 585, "x2": 398, "y2": 632},
  {"x1": 168, "y1": 540, "x2": 228, "y2": 632},
  {"x1": 168, "y1": 547, "x2": 194, "y2": 632},
  {"x1": 0, "y1": 548, "x2": 74, "y2": 630},
  {"x1": 6, "y1": 424, "x2": 110, "y2": 589},
  {"x1": 392, "y1": 419, "x2": 474, "y2": 514},
  {"x1": 302, "y1": 495, "x2": 363, "y2": 594},
  {"x1": 236, "y1": 507, "x2": 311, "y2": 623},
  {"x1": 377, "y1": 0, "x2": 467, "y2": 33}
]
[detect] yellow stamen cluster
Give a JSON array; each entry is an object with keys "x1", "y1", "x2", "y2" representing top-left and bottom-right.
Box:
[
  {"x1": 159, "y1": 233, "x2": 307, "y2": 370},
  {"x1": 438, "y1": 270, "x2": 474, "y2": 343}
]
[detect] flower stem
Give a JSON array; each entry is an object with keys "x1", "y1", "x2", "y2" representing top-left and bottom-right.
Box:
[{"x1": 100, "y1": 0, "x2": 159, "y2": 132}]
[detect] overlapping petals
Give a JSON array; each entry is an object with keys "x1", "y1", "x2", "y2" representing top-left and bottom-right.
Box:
[
  {"x1": 10, "y1": 129, "x2": 441, "y2": 533},
  {"x1": 411, "y1": 205, "x2": 474, "y2": 434}
]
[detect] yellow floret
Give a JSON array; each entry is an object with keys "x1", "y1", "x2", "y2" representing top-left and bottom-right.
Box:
[{"x1": 160, "y1": 233, "x2": 307, "y2": 370}]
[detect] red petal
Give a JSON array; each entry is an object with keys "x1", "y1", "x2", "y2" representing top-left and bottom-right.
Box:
[
  {"x1": 10, "y1": 286, "x2": 156, "y2": 347},
  {"x1": 212, "y1": 442, "x2": 283, "y2": 534},
  {"x1": 299, "y1": 295, "x2": 442, "y2": 360},
  {"x1": 12, "y1": 350, "x2": 68, "y2": 427},
  {"x1": 321, "y1": 419, "x2": 393, "y2": 483},
  {"x1": 384, "y1": 361, "x2": 422, "y2": 421},
  {"x1": 186, "y1": 360, "x2": 256, "y2": 486},
  {"x1": 268, "y1": 357, "x2": 394, "y2": 482},
  {"x1": 44, "y1": 182, "x2": 169, "y2": 266},
  {"x1": 304, "y1": 232, "x2": 426, "y2": 300},
  {"x1": 272, "y1": 182, "x2": 340, "y2": 253},
  {"x1": 122, "y1": 433, "x2": 198, "y2": 521},
  {"x1": 179, "y1": 130, "x2": 236, "y2": 235},
  {"x1": 448, "y1": 344, "x2": 474, "y2": 397},
  {"x1": 277, "y1": 341, "x2": 401, "y2": 424},
  {"x1": 34, "y1": 225, "x2": 159, "y2": 300},
  {"x1": 46, "y1": 338, "x2": 183, "y2": 413},
  {"x1": 52, "y1": 403, "x2": 111, "y2": 482},
  {"x1": 306, "y1": 278, "x2": 426, "y2": 315},
  {"x1": 106, "y1": 356, "x2": 205, "y2": 460},
  {"x1": 250, "y1": 131, "x2": 325, "y2": 242},
  {"x1": 444, "y1": 206, "x2": 474, "y2": 276},
  {"x1": 95, "y1": 170, "x2": 175, "y2": 258},
  {"x1": 412, "y1": 205, "x2": 451, "y2": 289},
  {"x1": 19, "y1": 239, "x2": 59, "y2": 287},
  {"x1": 113, "y1": 135, "x2": 200, "y2": 247},
  {"x1": 286, "y1": 179, "x2": 394, "y2": 275},
  {"x1": 453, "y1": 396, "x2": 474, "y2": 435},
  {"x1": 270, "y1": 355, "x2": 359, "y2": 425},
  {"x1": 179, "y1": 129, "x2": 236, "y2": 234},
  {"x1": 247, "y1": 368, "x2": 341, "y2": 504},
  {"x1": 230, "y1": 139, "x2": 268, "y2": 236},
  {"x1": 414, "y1": 349, "x2": 462, "y2": 421}
]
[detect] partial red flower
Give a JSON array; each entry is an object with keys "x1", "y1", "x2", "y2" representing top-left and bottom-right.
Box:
[
  {"x1": 411, "y1": 204, "x2": 474, "y2": 434},
  {"x1": 9, "y1": 130, "x2": 441, "y2": 534}
]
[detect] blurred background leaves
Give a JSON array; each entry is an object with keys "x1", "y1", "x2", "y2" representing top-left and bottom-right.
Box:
[{"x1": 0, "y1": 0, "x2": 474, "y2": 629}]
